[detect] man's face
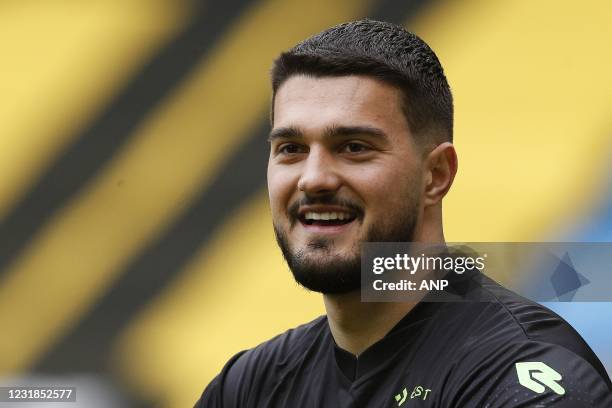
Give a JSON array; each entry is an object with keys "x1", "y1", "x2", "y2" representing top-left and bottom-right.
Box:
[{"x1": 267, "y1": 75, "x2": 424, "y2": 294}]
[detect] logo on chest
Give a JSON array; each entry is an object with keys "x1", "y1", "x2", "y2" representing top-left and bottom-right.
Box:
[{"x1": 394, "y1": 385, "x2": 432, "y2": 406}]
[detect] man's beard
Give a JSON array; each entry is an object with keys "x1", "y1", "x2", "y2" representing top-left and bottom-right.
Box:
[{"x1": 273, "y1": 198, "x2": 418, "y2": 295}]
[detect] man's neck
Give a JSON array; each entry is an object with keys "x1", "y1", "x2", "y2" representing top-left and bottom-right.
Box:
[
  {"x1": 324, "y1": 215, "x2": 445, "y2": 356},
  {"x1": 323, "y1": 292, "x2": 419, "y2": 356}
]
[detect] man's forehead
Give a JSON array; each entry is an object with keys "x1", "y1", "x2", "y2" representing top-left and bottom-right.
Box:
[{"x1": 273, "y1": 74, "x2": 407, "y2": 132}]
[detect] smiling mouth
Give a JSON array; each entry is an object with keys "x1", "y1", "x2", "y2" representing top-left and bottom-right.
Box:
[{"x1": 298, "y1": 211, "x2": 357, "y2": 227}]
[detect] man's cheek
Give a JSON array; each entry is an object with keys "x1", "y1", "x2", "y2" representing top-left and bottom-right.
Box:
[{"x1": 269, "y1": 197, "x2": 286, "y2": 221}]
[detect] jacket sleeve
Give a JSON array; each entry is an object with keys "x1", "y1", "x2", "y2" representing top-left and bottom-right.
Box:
[
  {"x1": 445, "y1": 341, "x2": 612, "y2": 407},
  {"x1": 194, "y1": 374, "x2": 222, "y2": 408},
  {"x1": 194, "y1": 350, "x2": 248, "y2": 408}
]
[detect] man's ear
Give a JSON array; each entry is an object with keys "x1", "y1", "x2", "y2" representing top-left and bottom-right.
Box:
[{"x1": 423, "y1": 142, "x2": 458, "y2": 206}]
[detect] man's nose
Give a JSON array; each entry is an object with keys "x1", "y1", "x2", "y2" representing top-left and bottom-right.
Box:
[{"x1": 297, "y1": 148, "x2": 341, "y2": 195}]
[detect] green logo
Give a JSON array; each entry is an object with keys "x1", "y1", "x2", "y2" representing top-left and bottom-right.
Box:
[
  {"x1": 515, "y1": 362, "x2": 565, "y2": 395},
  {"x1": 394, "y1": 388, "x2": 408, "y2": 406},
  {"x1": 410, "y1": 385, "x2": 431, "y2": 400},
  {"x1": 394, "y1": 385, "x2": 432, "y2": 406}
]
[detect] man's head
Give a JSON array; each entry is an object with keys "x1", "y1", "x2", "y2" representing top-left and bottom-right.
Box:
[{"x1": 267, "y1": 19, "x2": 457, "y2": 295}]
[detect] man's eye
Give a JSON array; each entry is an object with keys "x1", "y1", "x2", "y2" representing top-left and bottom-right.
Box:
[
  {"x1": 278, "y1": 143, "x2": 304, "y2": 154},
  {"x1": 342, "y1": 142, "x2": 369, "y2": 153}
]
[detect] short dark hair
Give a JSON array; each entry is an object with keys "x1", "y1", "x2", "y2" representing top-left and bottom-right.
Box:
[{"x1": 270, "y1": 19, "x2": 453, "y2": 143}]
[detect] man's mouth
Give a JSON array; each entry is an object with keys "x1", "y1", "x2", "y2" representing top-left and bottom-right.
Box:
[
  {"x1": 294, "y1": 205, "x2": 361, "y2": 235},
  {"x1": 299, "y1": 211, "x2": 357, "y2": 226}
]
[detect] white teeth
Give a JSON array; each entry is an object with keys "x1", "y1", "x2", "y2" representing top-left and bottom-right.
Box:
[{"x1": 304, "y1": 211, "x2": 352, "y2": 221}]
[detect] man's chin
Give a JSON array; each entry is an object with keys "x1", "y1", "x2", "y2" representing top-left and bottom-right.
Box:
[
  {"x1": 274, "y1": 224, "x2": 362, "y2": 294},
  {"x1": 287, "y1": 256, "x2": 362, "y2": 295}
]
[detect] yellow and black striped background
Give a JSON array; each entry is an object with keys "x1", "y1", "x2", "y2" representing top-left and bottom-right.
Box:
[{"x1": 1, "y1": 0, "x2": 611, "y2": 406}]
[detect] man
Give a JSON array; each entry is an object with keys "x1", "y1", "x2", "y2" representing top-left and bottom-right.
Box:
[{"x1": 196, "y1": 19, "x2": 611, "y2": 407}]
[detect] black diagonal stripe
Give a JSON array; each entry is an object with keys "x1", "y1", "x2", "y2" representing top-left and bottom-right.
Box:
[
  {"x1": 0, "y1": 0, "x2": 256, "y2": 278},
  {"x1": 35, "y1": 119, "x2": 271, "y2": 373},
  {"x1": 33, "y1": 0, "x2": 436, "y2": 374}
]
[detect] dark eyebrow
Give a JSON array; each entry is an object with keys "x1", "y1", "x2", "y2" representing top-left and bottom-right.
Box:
[
  {"x1": 268, "y1": 125, "x2": 388, "y2": 143},
  {"x1": 324, "y1": 125, "x2": 388, "y2": 140},
  {"x1": 267, "y1": 126, "x2": 302, "y2": 143}
]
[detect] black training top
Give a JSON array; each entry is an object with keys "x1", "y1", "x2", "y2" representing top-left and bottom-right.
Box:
[{"x1": 195, "y1": 271, "x2": 612, "y2": 407}]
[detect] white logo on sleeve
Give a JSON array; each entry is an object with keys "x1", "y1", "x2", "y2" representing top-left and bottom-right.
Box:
[{"x1": 515, "y1": 362, "x2": 565, "y2": 395}]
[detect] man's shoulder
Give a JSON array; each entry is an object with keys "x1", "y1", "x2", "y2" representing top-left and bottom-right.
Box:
[
  {"x1": 437, "y1": 275, "x2": 612, "y2": 406},
  {"x1": 471, "y1": 274, "x2": 609, "y2": 380},
  {"x1": 233, "y1": 314, "x2": 329, "y2": 369},
  {"x1": 445, "y1": 335, "x2": 612, "y2": 407},
  {"x1": 195, "y1": 315, "x2": 329, "y2": 407}
]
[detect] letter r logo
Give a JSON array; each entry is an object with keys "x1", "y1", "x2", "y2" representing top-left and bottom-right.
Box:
[{"x1": 515, "y1": 362, "x2": 565, "y2": 395}]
